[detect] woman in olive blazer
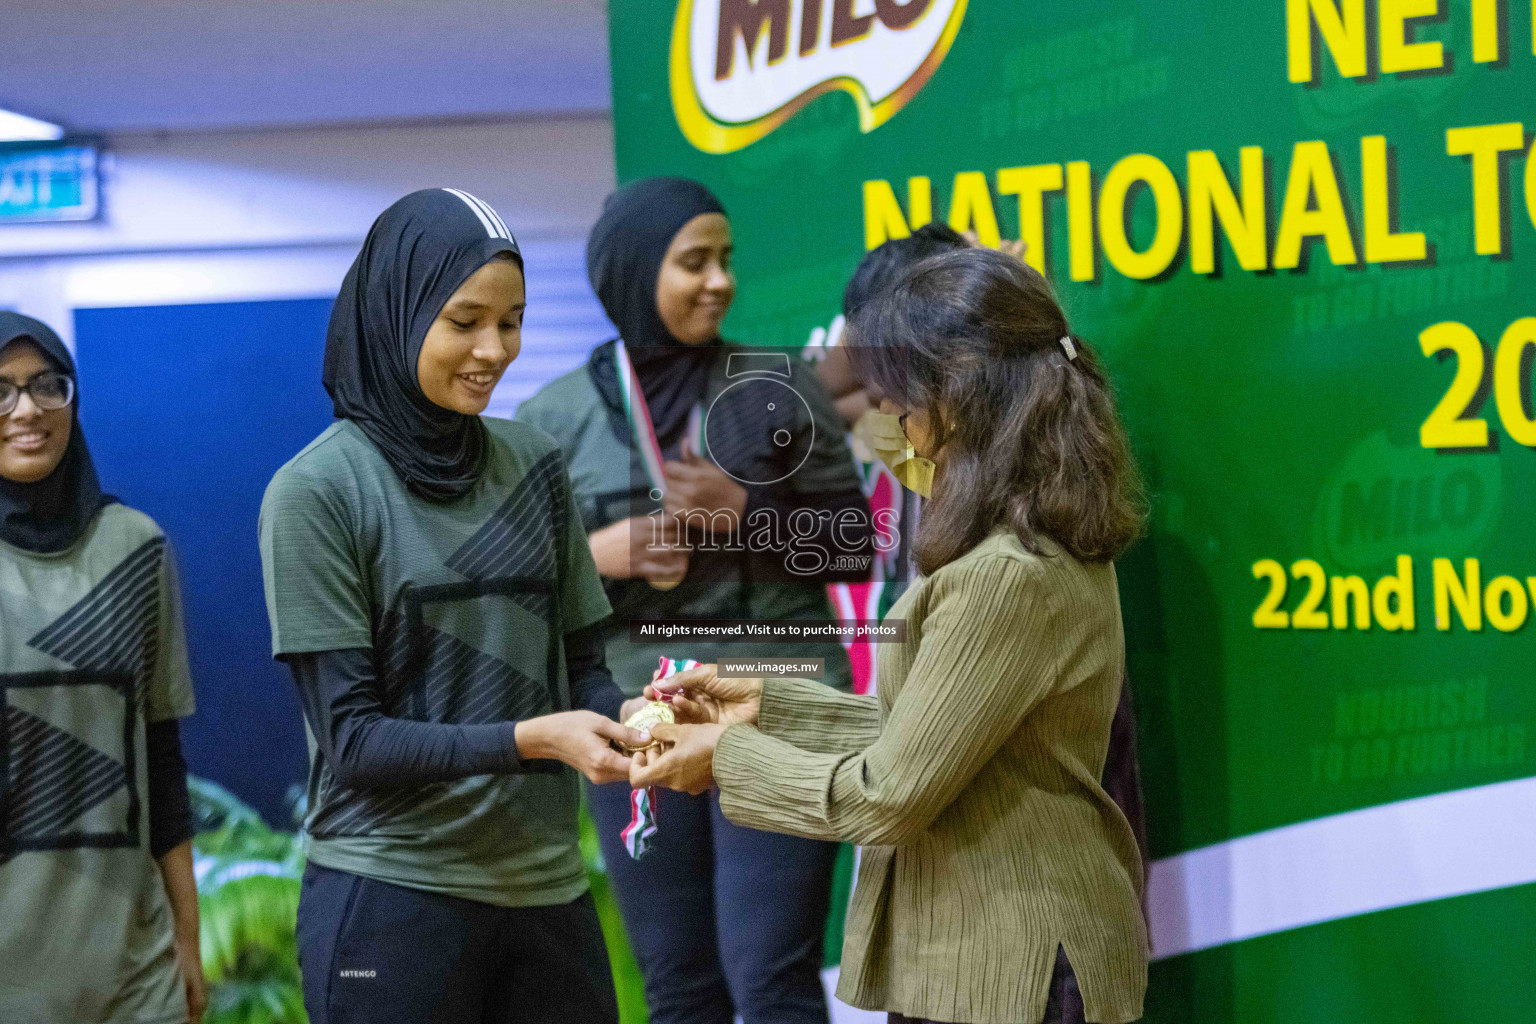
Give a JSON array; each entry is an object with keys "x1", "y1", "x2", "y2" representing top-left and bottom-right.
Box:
[{"x1": 630, "y1": 247, "x2": 1150, "y2": 1024}]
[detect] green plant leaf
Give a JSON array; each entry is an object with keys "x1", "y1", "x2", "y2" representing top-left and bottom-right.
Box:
[{"x1": 199, "y1": 874, "x2": 301, "y2": 987}]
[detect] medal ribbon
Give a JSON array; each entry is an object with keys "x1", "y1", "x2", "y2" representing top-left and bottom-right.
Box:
[
  {"x1": 615, "y1": 340, "x2": 668, "y2": 494},
  {"x1": 615, "y1": 341, "x2": 707, "y2": 491},
  {"x1": 615, "y1": 341, "x2": 707, "y2": 590},
  {"x1": 622, "y1": 656, "x2": 702, "y2": 860}
]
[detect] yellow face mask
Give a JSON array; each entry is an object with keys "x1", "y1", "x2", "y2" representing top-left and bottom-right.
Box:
[{"x1": 860, "y1": 410, "x2": 936, "y2": 498}]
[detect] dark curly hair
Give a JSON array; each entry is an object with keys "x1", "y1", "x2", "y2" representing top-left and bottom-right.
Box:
[{"x1": 846, "y1": 247, "x2": 1145, "y2": 572}]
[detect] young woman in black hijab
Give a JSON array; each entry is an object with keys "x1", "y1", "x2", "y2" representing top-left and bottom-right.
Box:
[
  {"x1": 259, "y1": 189, "x2": 648, "y2": 1024},
  {"x1": 0, "y1": 313, "x2": 205, "y2": 1024},
  {"x1": 517, "y1": 178, "x2": 874, "y2": 1024}
]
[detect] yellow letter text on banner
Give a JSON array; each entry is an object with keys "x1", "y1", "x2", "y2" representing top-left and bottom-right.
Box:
[
  {"x1": 1362, "y1": 135, "x2": 1427, "y2": 263},
  {"x1": 1098, "y1": 154, "x2": 1183, "y2": 280},
  {"x1": 863, "y1": 176, "x2": 934, "y2": 249},
  {"x1": 997, "y1": 164, "x2": 1063, "y2": 275},
  {"x1": 1287, "y1": 0, "x2": 1367, "y2": 82},
  {"x1": 1188, "y1": 147, "x2": 1268, "y2": 274},
  {"x1": 1379, "y1": 0, "x2": 1445, "y2": 74},
  {"x1": 947, "y1": 171, "x2": 1001, "y2": 249},
  {"x1": 1066, "y1": 160, "x2": 1096, "y2": 282},
  {"x1": 1274, "y1": 141, "x2": 1358, "y2": 269},
  {"x1": 1446, "y1": 122, "x2": 1525, "y2": 256}
]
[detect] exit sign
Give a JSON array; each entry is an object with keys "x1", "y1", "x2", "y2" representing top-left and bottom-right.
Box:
[{"x1": 0, "y1": 143, "x2": 100, "y2": 224}]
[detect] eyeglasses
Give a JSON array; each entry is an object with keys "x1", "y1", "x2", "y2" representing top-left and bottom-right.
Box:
[{"x1": 0, "y1": 372, "x2": 75, "y2": 416}]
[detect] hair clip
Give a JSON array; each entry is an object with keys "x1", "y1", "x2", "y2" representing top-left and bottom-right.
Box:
[{"x1": 1060, "y1": 335, "x2": 1078, "y2": 361}]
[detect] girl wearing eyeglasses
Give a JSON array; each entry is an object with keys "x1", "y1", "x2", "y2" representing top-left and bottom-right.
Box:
[{"x1": 0, "y1": 312, "x2": 205, "y2": 1024}]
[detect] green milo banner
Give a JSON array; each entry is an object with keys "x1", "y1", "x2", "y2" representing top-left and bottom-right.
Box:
[{"x1": 607, "y1": 1, "x2": 1536, "y2": 1020}]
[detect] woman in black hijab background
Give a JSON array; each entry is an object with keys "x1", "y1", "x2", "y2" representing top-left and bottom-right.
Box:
[
  {"x1": 517, "y1": 178, "x2": 875, "y2": 1024},
  {"x1": 260, "y1": 189, "x2": 648, "y2": 1024},
  {"x1": 0, "y1": 312, "x2": 205, "y2": 1024}
]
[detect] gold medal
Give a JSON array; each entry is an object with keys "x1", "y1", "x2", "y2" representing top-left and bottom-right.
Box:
[
  {"x1": 646, "y1": 542, "x2": 688, "y2": 590},
  {"x1": 622, "y1": 700, "x2": 676, "y2": 751}
]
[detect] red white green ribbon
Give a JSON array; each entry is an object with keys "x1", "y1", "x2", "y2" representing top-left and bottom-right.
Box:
[
  {"x1": 655, "y1": 656, "x2": 702, "y2": 681},
  {"x1": 621, "y1": 787, "x2": 660, "y2": 862},
  {"x1": 622, "y1": 656, "x2": 703, "y2": 860},
  {"x1": 615, "y1": 340, "x2": 706, "y2": 496},
  {"x1": 615, "y1": 340, "x2": 667, "y2": 494}
]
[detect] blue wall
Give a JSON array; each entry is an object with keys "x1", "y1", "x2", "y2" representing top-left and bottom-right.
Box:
[{"x1": 76, "y1": 298, "x2": 335, "y2": 824}]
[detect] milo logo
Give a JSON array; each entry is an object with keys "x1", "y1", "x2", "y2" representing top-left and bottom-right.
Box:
[
  {"x1": 670, "y1": 0, "x2": 968, "y2": 153},
  {"x1": 1313, "y1": 431, "x2": 1502, "y2": 571}
]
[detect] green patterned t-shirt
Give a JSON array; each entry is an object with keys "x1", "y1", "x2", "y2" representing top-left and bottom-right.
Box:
[
  {"x1": 0, "y1": 504, "x2": 196, "y2": 1024},
  {"x1": 259, "y1": 417, "x2": 611, "y2": 908}
]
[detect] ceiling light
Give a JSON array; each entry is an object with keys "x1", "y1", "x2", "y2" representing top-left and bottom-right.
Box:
[{"x1": 0, "y1": 108, "x2": 64, "y2": 143}]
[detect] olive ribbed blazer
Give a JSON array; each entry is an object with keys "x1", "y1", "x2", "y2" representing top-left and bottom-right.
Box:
[{"x1": 712, "y1": 531, "x2": 1148, "y2": 1024}]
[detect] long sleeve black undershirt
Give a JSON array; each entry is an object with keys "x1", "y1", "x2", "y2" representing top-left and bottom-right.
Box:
[
  {"x1": 568, "y1": 623, "x2": 626, "y2": 721},
  {"x1": 285, "y1": 623, "x2": 626, "y2": 791},
  {"x1": 145, "y1": 719, "x2": 193, "y2": 859}
]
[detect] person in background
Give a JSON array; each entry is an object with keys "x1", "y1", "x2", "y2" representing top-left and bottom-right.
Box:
[
  {"x1": 634, "y1": 248, "x2": 1151, "y2": 1024},
  {"x1": 805, "y1": 223, "x2": 978, "y2": 624},
  {"x1": 517, "y1": 177, "x2": 873, "y2": 1024},
  {"x1": 259, "y1": 190, "x2": 647, "y2": 1024},
  {"x1": 0, "y1": 312, "x2": 205, "y2": 1024},
  {"x1": 814, "y1": 223, "x2": 975, "y2": 431}
]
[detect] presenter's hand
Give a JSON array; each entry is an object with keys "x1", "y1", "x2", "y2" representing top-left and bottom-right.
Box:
[
  {"x1": 647, "y1": 664, "x2": 762, "y2": 727},
  {"x1": 630, "y1": 723, "x2": 725, "y2": 795},
  {"x1": 588, "y1": 516, "x2": 690, "y2": 586},
  {"x1": 515, "y1": 711, "x2": 645, "y2": 784},
  {"x1": 663, "y1": 442, "x2": 748, "y2": 527}
]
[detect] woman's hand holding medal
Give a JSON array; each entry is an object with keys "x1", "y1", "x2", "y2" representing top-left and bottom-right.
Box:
[
  {"x1": 628, "y1": 664, "x2": 763, "y2": 794},
  {"x1": 645, "y1": 663, "x2": 761, "y2": 727},
  {"x1": 628, "y1": 722, "x2": 725, "y2": 795}
]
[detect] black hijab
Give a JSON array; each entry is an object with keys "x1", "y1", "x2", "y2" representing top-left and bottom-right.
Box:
[
  {"x1": 323, "y1": 188, "x2": 522, "y2": 502},
  {"x1": 0, "y1": 312, "x2": 115, "y2": 553},
  {"x1": 585, "y1": 177, "x2": 726, "y2": 443}
]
